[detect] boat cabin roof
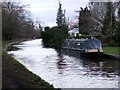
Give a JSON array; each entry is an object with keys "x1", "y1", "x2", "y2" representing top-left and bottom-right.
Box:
[{"x1": 63, "y1": 38, "x2": 102, "y2": 50}]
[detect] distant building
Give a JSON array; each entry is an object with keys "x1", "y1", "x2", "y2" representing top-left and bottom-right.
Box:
[{"x1": 68, "y1": 28, "x2": 79, "y2": 37}]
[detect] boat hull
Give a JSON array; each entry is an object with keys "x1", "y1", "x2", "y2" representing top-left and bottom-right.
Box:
[
  {"x1": 61, "y1": 48, "x2": 103, "y2": 59},
  {"x1": 62, "y1": 48, "x2": 120, "y2": 59}
]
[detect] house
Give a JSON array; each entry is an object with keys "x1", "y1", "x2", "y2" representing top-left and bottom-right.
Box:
[{"x1": 68, "y1": 28, "x2": 79, "y2": 37}]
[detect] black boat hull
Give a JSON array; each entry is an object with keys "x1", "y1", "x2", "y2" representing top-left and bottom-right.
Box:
[
  {"x1": 61, "y1": 48, "x2": 119, "y2": 59},
  {"x1": 61, "y1": 48, "x2": 102, "y2": 58}
]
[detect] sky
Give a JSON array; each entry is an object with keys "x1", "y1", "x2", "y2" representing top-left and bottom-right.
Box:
[{"x1": 13, "y1": 0, "x2": 89, "y2": 27}]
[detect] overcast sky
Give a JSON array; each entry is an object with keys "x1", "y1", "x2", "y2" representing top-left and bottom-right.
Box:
[{"x1": 15, "y1": 0, "x2": 89, "y2": 27}]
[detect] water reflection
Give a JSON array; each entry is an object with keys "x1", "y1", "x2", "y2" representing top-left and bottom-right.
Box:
[
  {"x1": 56, "y1": 52, "x2": 66, "y2": 75},
  {"x1": 61, "y1": 49, "x2": 119, "y2": 78}
]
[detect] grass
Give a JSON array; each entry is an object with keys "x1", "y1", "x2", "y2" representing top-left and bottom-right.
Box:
[
  {"x1": 103, "y1": 47, "x2": 120, "y2": 55},
  {"x1": 2, "y1": 39, "x2": 56, "y2": 89}
]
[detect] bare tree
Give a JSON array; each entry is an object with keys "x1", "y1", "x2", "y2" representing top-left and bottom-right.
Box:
[
  {"x1": 88, "y1": 2, "x2": 108, "y2": 32},
  {"x1": 2, "y1": 1, "x2": 40, "y2": 40}
]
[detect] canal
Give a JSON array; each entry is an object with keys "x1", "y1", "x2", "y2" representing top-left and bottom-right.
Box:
[{"x1": 8, "y1": 39, "x2": 119, "y2": 88}]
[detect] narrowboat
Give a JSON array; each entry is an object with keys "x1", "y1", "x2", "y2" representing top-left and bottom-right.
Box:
[{"x1": 61, "y1": 38, "x2": 103, "y2": 58}]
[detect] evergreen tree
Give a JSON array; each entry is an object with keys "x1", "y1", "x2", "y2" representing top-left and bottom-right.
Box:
[
  {"x1": 79, "y1": 7, "x2": 92, "y2": 34},
  {"x1": 102, "y1": 2, "x2": 116, "y2": 36},
  {"x1": 41, "y1": 1, "x2": 69, "y2": 49},
  {"x1": 56, "y1": 1, "x2": 66, "y2": 28},
  {"x1": 101, "y1": 2, "x2": 118, "y2": 46}
]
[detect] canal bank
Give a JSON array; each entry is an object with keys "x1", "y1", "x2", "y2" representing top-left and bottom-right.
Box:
[
  {"x1": 2, "y1": 39, "x2": 55, "y2": 89},
  {"x1": 103, "y1": 47, "x2": 120, "y2": 59}
]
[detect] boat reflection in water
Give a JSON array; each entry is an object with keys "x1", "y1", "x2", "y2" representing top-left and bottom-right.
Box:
[{"x1": 60, "y1": 48, "x2": 119, "y2": 78}]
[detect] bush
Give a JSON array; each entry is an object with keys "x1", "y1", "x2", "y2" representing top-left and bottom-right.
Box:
[{"x1": 41, "y1": 26, "x2": 68, "y2": 49}]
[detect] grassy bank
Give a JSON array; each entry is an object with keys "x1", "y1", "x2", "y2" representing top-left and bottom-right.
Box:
[
  {"x1": 103, "y1": 47, "x2": 120, "y2": 55},
  {"x1": 2, "y1": 39, "x2": 55, "y2": 89}
]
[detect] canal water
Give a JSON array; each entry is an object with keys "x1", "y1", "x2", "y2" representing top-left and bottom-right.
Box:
[{"x1": 8, "y1": 39, "x2": 119, "y2": 88}]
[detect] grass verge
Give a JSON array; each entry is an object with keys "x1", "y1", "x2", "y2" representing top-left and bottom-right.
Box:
[
  {"x1": 2, "y1": 39, "x2": 55, "y2": 89},
  {"x1": 103, "y1": 47, "x2": 120, "y2": 55}
]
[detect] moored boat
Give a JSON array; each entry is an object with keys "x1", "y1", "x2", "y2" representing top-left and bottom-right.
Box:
[{"x1": 61, "y1": 38, "x2": 103, "y2": 58}]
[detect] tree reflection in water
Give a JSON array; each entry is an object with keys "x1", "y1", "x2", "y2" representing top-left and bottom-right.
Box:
[{"x1": 56, "y1": 51, "x2": 67, "y2": 74}]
